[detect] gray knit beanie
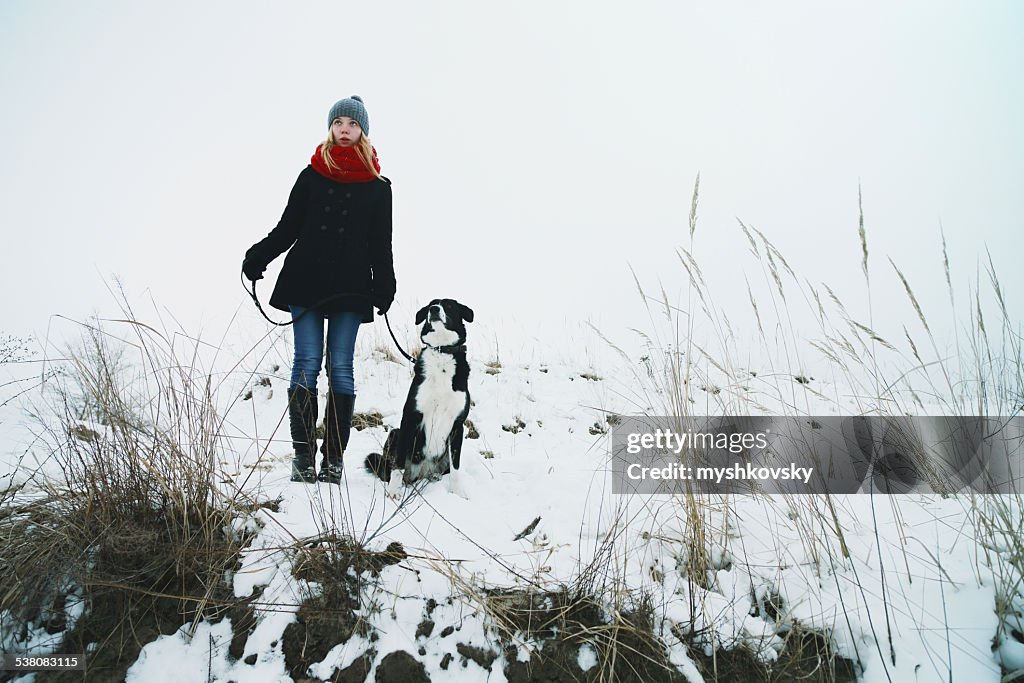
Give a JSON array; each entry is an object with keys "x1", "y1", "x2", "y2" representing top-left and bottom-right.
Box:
[{"x1": 327, "y1": 95, "x2": 369, "y2": 134}]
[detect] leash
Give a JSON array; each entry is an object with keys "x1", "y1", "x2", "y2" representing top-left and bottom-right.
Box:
[
  {"x1": 383, "y1": 312, "x2": 416, "y2": 363},
  {"x1": 241, "y1": 271, "x2": 415, "y2": 363}
]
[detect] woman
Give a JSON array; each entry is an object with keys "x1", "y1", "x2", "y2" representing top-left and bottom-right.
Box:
[{"x1": 243, "y1": 95, "x2": 395, "y2": 484}]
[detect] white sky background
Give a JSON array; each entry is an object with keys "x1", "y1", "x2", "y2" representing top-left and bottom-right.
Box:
[{"x1": 2, "y1": 1, "x2": 1021, "y2": 364}]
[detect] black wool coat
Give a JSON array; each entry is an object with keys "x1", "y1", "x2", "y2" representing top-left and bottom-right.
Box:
[{"x1": 245, "y1": 166, "x2": 396, "y2": 324}]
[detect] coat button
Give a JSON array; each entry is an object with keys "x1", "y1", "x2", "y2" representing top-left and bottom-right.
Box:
[
  {"x1": 346, "y1": 192, "x2": 352, "y2": 198},
  {"x1": 320, "y1": 225, "x2": 327, "y2": 231},
  {"x1": 324, "y1": 206, "x2": 331, "y2": 212},
  {"x1": 341, "y1": 209, "x2": 348, "y2": 215},
  {"x1": 338, "y1": 227, "x2": 345, "y2": 234},
  {"x1": 328, "y1": 188, "x2": 334, "y2": 194}
]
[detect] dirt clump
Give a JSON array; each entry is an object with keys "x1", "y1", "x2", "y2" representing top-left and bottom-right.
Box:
[
  {"x1": 282, "y1": 536, "x2": 407, "y2": 680},
  {"x1": 375, "y1": 649, "x2": 430, "y2": 682}
]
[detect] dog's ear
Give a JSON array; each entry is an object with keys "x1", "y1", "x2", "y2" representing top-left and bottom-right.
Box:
[
  {"x1": 459, "y1": 304, "x2": 474, "y2": 323},
  {"x1": 415, "y1": 305, "x2": 430, "y2": 325}
]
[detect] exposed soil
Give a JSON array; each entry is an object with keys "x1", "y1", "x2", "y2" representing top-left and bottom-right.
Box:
[
  {"x1": 489, "y1": 588, "x2": 688, "y2": 683},
  {"x1": 281, "y1": 537, "x2": 407, "y2": 680},
  {"x1": 486, "y1": 586, "x2": 859, "y2": 683},
  {"x1": 683, "y1": 627, "x2": 859, "y2": 682},
  {"x1": 375, "y1": 650, "x2": 430, "y2": 682}
]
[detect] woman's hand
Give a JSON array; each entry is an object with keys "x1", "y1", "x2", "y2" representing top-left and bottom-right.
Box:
[
  {"x1": 242, "y1": 258, "x2": 265, "y2": 282},
  {"x1": 372, "y1": 292, "x2": 393, "y2": 315}
]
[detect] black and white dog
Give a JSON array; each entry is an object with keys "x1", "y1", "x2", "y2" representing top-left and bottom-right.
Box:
[{"x1": 365, "y1": 298, "x2": 473, "y2": 498}]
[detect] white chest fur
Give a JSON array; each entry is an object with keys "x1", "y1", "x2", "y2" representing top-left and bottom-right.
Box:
[{"x1": 414, "y1": 349, "x2": 467, "y2": 461}]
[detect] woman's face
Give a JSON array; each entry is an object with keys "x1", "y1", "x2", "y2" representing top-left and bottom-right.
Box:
[{"x1": 331, "y1": 117, "x2": 363, "y2": 146}]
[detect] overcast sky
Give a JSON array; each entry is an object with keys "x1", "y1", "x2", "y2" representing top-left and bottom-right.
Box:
[{"x1": 2, "y1": 1, "x2": 1020, "y2": 366}]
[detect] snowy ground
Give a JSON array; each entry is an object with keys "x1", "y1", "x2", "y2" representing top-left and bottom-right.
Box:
[{"x1": 1, "y1": 322, "x2": 1021, "y2": 682}]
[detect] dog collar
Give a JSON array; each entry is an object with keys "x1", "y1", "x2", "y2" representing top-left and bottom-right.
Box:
[{"x1": 426, "y1": 343, "x2": 466, "y2": 355}]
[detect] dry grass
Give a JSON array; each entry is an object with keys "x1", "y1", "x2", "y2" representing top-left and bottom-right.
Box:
[
  {"x1": 607, "y1": 176, "x2": 1022, "y2": 680},
  {"x1": 0, "y1": 310, "x2": 266, "y2": 680},
  {"x1": 442, "y1": 567, "x2": 688, "y2": 682}
]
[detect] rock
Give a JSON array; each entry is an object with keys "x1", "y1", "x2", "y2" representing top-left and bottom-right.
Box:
[
  {"x1": 457, "y1": 643, "x2": 498, "y2": 671},
  {"x1": 335, "y1": 653, "x2": 373, "y2": 683},
  {"x1": 416, "y1": 619, "x2": 435, "y2": 639},
  {"x1": 375, "y1": 650, "x2": 429, "y2": 682}
]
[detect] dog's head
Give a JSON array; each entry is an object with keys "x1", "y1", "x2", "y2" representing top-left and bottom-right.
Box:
[{"x1": 415, "y1": 298, "x2": 474, "y2": 348}]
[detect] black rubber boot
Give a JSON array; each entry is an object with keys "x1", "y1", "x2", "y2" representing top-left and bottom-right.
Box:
[
  {"x1": 288, "y1": 386, "x2": 318, "y2": 483},
  {"x1": 317, "y1": 392, "x2": 355, "y2": 483}
]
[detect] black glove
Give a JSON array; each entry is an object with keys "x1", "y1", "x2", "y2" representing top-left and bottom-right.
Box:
[
  {"x1": 242, "y1": 258, "x2": 265, "y2": 282},
  {"x1": 372, "y1": 293, "x2": 393, "y2": 315}
]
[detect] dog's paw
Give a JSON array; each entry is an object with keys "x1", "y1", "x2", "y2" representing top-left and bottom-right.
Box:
[
  {"x1": 386, "y1": 469, "x2": 404, "y2": 500},
  {"x1": 448, "y1": 470, "x2": 469, "y2": 500}
]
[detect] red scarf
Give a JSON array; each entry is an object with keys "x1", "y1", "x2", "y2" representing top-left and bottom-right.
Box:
[{"x1": 310, "y1": 143, "x2": 381, "y2": 182}]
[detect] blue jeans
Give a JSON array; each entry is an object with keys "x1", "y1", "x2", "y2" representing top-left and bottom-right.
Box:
[{"x1": 289, "y1": 305, "x2": 361, "y2": 394}]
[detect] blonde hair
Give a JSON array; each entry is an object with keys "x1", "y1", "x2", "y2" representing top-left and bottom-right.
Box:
[{"x1": 321, "y1": 132, "x2": 380, "y2": 178}]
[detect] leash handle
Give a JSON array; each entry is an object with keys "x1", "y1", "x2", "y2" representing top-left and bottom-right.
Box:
[{"x1": 241, "y1": 270, "x2": 415, "y2": 363}]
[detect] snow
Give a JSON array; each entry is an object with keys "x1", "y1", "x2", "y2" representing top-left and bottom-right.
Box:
[
  {"x1": 577, "y1": 642, "x2": 598, "y2": 671},
  {"x1": 1, "y1": 324, "x2": 1020, "y2": 682}
]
